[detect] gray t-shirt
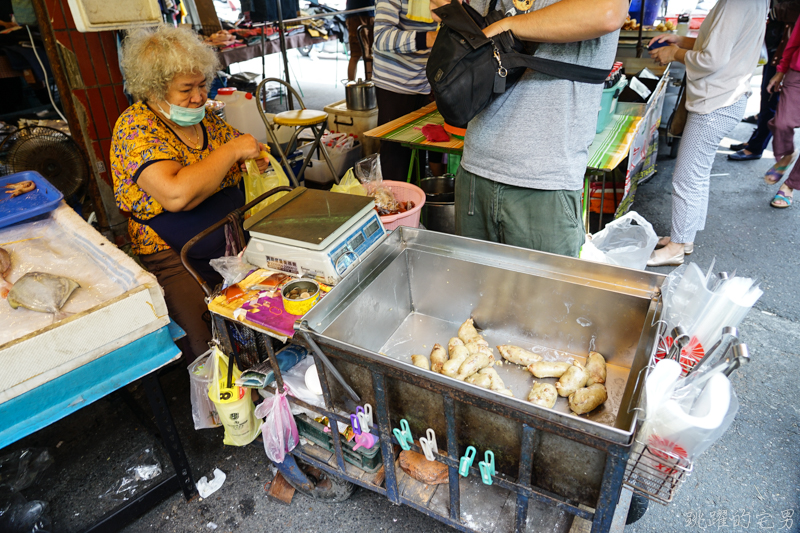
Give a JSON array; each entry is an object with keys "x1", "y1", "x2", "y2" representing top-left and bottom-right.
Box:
[{"x1": 461, "y1": 0, "x2": 619, "y2": 191}]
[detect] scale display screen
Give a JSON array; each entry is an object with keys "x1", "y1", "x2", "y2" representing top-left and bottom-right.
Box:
[
  {"x1": 327, "y1": 213, "x2": 385, "y2": 275},
  {"x1": 365, "y1": 220, "x2": 380, "y2": 238}
]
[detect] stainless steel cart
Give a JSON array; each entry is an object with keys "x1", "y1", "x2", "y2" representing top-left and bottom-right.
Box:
[{"x1": 183, "y1": 188, "x2": 666, "y2": 533}]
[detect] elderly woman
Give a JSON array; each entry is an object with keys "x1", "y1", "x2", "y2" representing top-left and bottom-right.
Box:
[{"x1": 110, "y1": 25, "x2": 267, "y2": 358}]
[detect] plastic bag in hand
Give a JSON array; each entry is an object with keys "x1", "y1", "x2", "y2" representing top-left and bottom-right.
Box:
[
  {"x1": 242, "y1": 152, "x2": 290, "y2": 218},
  {"x1": 254, "y1": 386, "x2": 299, "y2": 463}
]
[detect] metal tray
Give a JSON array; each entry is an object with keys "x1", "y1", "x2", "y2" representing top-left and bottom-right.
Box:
[
  {"x1": 301, "y1": 228, "x2": 664, "y2": 446},
  {"x1": 0, "y1": 171, "x2": 64, "y2": 229}
]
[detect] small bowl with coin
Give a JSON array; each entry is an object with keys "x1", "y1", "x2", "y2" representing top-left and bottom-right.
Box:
[{"x1": 281, "y1": 279, "x2": 320, "y2": 315}]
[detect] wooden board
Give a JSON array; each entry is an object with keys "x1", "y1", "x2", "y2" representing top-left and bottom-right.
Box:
[
  {"x1": 267, "y1": 472, "x2": 295, "y2": 505},
  {"x1": 394, "y1": 459, "x2": 438, "y2": 506}
]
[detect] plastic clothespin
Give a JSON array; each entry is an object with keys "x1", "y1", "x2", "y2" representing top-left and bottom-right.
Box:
[
  {"x1": 356, "y1": 405, "x2": 371, "y2": 431},
  {"x1": 353, "y1": 431, "x2": 377, "y2": 451},
  {"x1": 418, "y1": 429, "x2": 438, "y2": 461},
  {"x1": 364, "y1": 404, "x2": 373, "y2": 429},
  {"x1": 459, "y1": 446, "x2": 477, "y2": 477},
  {"x1": 350, "y1": 413, "x2": 362, "y2": 436},
  {"x1": 392, "y1": 419, "x2": 412, "y2": 451},
  {"x1": 479, "y1": 450, "x2": 495, "y2": 486}
]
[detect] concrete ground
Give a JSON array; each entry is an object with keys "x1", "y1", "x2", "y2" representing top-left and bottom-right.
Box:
[{"x1": 6, "y1": 53, "x2": 799, "y2": 533}]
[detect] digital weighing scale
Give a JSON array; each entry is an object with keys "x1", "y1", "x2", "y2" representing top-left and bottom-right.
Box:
[{"x1": 243, "y1": 187, "x2": 387, "y2": 284}]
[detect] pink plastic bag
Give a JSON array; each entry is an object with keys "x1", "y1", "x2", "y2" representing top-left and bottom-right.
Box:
[{"x1": 254, "y1": 386, "x2": 299, "y2": 463}]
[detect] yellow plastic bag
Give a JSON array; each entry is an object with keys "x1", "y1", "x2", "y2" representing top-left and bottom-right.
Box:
[
  {"x1": 330, "y1": 168, "x2": 367, "y2": 196},
  {"x1": 208, "y1": 347, "x2": 260, "y2": 446},
  {"x1": 243, "y1": 152, "x2": 290, "y2": 218}
]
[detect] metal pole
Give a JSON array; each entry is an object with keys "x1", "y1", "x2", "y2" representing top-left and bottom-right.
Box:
[
  {"x1": 636, "y1": 0, "x2": 646, "y2": 58},
  {"x1": 275, "y1": 0, "x2": 294, "y2": 109}
]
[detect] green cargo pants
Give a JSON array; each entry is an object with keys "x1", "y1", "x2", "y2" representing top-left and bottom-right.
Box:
[{"x1": 454, "y1": 166, "x2": 585, "y2": 258}]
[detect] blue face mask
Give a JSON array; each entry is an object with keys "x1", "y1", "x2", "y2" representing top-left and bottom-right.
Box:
[{"x1": 158, "y1": 101, "x2": 205, "y2": 126}]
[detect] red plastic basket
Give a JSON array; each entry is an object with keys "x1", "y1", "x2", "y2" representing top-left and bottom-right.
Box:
[{"x1": 378, "y1": 181, "x2": 426, "y2": 231}]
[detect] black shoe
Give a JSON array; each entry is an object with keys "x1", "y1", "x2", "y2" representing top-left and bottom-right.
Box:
[
  {"x1": 742, "y1": 114, "x2": 758, "y2": 124},
  {"x1": 728, "y1": 150, "x2": 762, "y2": 161},
  {"x1": 729, "y1": 142, "x2": 748, "y2": 151}
]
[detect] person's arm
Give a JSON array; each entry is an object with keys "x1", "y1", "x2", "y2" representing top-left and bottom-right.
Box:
[
  {"x1": 373, "y1": 0, "x2": 436, "y2": 53},
  {"x1": 137, "y1": 134, "x2": 261, "y2": 212},
  {"x1": 475, "y1": 0, "x2": 629, "y2": 42},
  {"x1": 778, "y1": 13, "x2": 800, "y2": 72}
]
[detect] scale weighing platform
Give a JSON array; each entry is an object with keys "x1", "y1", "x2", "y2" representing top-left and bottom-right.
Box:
[{"x1": 243, "y1": 187, "x2": 387, "y2": 284}]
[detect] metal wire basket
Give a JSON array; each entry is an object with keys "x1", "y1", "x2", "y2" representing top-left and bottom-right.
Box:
[{"x1": 623, "y1": 439, "x2": 693, "y2": 504}]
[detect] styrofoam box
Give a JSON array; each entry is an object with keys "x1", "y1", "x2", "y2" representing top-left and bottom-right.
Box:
[
  {"x1": 323, "y1": 100, "x2": 379, "y2": 157},
  {"x1": 0, "y1": 203, "x2": 171, "y2": 404}
]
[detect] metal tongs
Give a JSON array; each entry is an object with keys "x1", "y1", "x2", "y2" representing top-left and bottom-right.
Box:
[{"x1": 688, "y1": 326, "x2": 739, "y2": 375}]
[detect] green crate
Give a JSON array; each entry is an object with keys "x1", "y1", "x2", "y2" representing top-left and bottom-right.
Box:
[{"x1": 295, "y1": 414, "x2": 383, "y2": 473}]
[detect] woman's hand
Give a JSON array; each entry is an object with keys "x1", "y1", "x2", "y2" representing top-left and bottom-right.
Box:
[
  {"x1": 649, "y1": 44, "x2": 679, "y2": 66},
  {"x1": 426, "y1": 30, "x2": 439, "y2": 48},
  {"x1": 230, "y1": 134, "x2": 262, "y2": 162},
  {"x1": 768, "y1": 71, "x2": 785, "y2": 93},
  {"x1": 238, "y1": 142, "x2": 271, "y2": 173},
  {"x1": 648, "y1": 33, "x2": 681, "y2": 48}
]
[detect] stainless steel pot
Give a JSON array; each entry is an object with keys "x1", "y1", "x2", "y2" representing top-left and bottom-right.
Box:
[{"x1": 343, "y1": 78, "x2": 377, "y2": 111}]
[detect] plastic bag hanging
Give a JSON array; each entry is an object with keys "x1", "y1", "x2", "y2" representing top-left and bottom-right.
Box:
[
  {"x1": 254, "y1": 385, "x2": 299, "y2": 463},
  {"x1": 207, "y1": 347, "x2": 261, "y2": 446}
]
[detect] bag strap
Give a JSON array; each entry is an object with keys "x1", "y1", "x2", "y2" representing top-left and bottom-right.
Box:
[
  {"x1": 501, "y1": 53, "x2": 609, "y2": 84},
  {"x1": 435, "y1": 0, "x2": 609, "y2": 85}
]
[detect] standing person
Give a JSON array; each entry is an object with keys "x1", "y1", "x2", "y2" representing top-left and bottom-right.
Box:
[
  {"x1": 428, "y1": 0, "x2": 628, "y2": 257},
  {"x1": 728, "y1": 0, "x2": 800, "y2": 161},
  {"x1": 647, "y1": 0, "x2": 769, "y2": 267},
  {"x1": 346, "y1": 0, "x2": 375, "y2": 81},
  {"x1": 111, "y1": 25, "x2": 267, "y2": 358},
  {"x1": 372, "y1": 0, "x2": 440, "y2": 181},
  {"x1": 766, "y1": 12, "x2": 800, "y2": 208}
]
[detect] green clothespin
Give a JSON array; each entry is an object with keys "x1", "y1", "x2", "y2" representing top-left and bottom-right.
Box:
[
  {"x1": 459, "y1": 446, "x2": 476, "y2": 477},
  {"x1": 479, "y1": 450, "x2": 495, "y2": 485},
  {"x1": 392, "y1": 419, "x2": 412, "y2": 451}
]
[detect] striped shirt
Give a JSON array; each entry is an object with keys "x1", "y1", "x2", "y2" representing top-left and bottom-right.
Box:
[{"x1": 372, "y1": 0, "x2": 438, "y2": 95}]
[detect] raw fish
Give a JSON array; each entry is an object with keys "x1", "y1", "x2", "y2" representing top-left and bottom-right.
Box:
[
  {"x1": 7, "y1": 272, "x2": 80, "y2": 314},
  {"x1": 0, "y1": 247, "x2": 10, "y2": 298},
  {"x1": 497, "y1": 345, "x2": 543, "y2": 366}
]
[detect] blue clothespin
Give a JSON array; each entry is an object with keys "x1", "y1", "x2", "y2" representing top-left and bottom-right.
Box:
[
  {"x1": 479, "y1": 450, "x2": 495, "y2": 486},
  {"x1": 350, "y1": 413, "x2": 362, "y2": 436},
  {"x1": 392, "y1": 419, "x2": 412, "y2": 451},
  {"x1": 459, "y1": 446, "x2": 477, "y2": 477}
]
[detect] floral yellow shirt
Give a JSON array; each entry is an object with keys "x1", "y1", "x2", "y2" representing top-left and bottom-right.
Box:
[{"x1": 110, "y1": 102, "x2": 242, "y2": 255}]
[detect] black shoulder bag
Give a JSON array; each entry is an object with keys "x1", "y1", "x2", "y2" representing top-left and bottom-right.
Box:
[{"x1": 426, "y1": 0, "x2": 610, "y2": 128}]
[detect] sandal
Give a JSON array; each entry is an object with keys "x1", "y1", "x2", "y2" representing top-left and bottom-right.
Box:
[
  {"x1": 770, "y1": 190, "x2": 793, "y2": 208},
  {"x1": 765, "y1": 163, "x2": 792, "y2": 184}
]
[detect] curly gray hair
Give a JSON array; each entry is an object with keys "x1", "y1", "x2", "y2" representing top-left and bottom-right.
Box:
[{"x1": 121, "y1": 25, "x2": 220, "y2": 102}]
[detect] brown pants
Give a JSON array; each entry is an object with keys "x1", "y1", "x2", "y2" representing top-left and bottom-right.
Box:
[
  {"x1": 140, "y1": 248, "x2": 212, "y2": 360},
  {"x1": 347, "y1": 15, "x2": 374, "y2": 81}
]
